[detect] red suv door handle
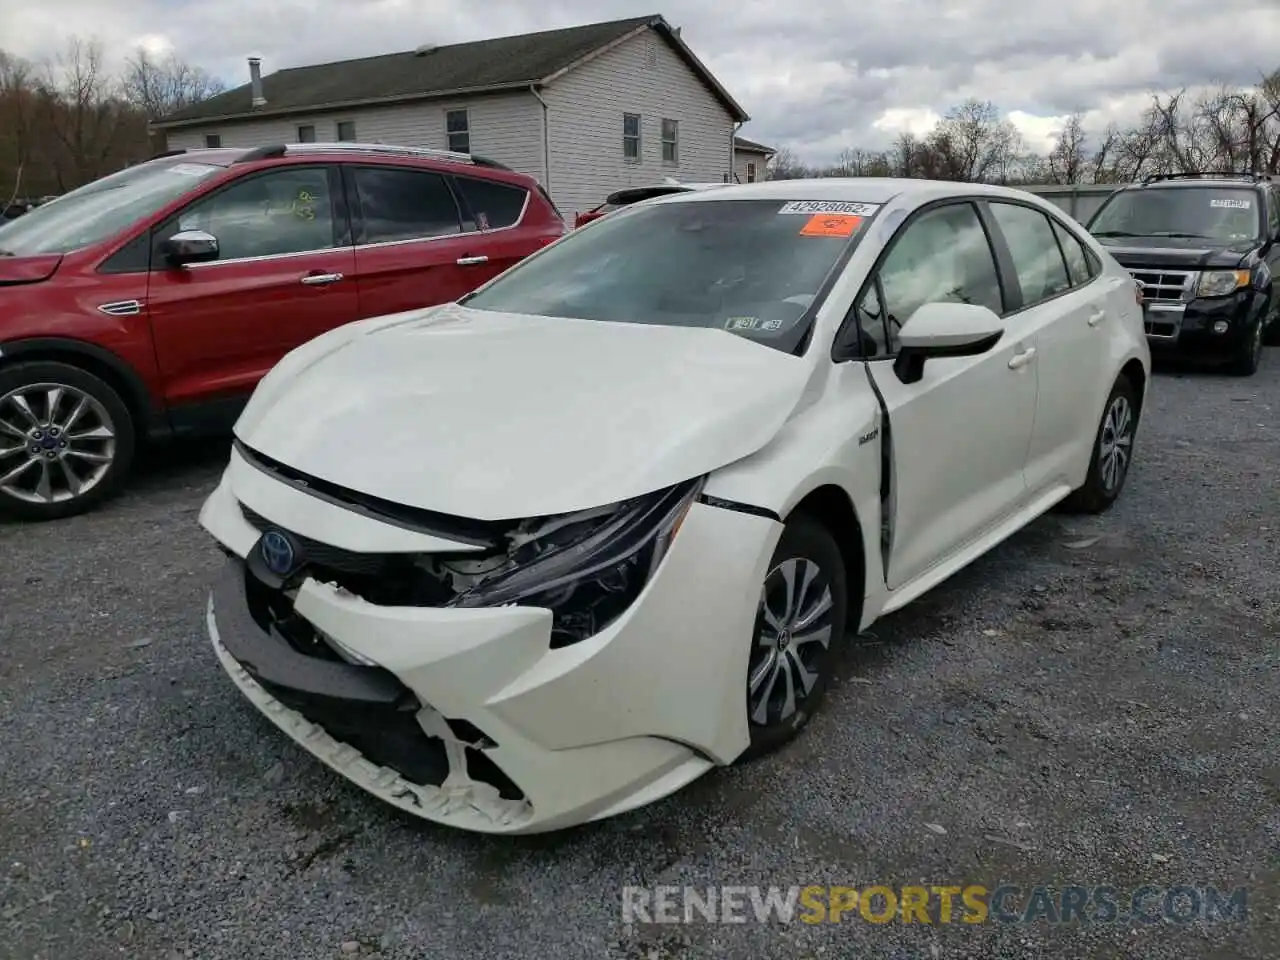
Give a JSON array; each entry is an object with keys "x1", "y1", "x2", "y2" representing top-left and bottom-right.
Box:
[
  {"x1": 300, "y1": 272, "x2": 344, "y2": 286},
  {"x1": 456, "y1": 255, "x2": 489, "y2": 266}
]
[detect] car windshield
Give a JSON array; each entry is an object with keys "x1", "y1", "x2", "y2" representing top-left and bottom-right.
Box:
[
  {"x1": 0, "y1": 159, "x2": 223, "y2": 256},
  {"x1": 463, "y1": 198, "x2": 877, "y2": 353},
  {"x1": 1088, "y1": 186, "x2": 1263, "y2": 243}
]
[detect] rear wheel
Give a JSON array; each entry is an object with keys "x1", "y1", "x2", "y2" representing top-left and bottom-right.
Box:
[
  {"x1": 0, "y1": 361, "x2": 136, "y2": 521},
  {"x1": 740, "y1": 514, "x2": 848, "y2": 760},
  {"x1": 1059, "y1": 374, "x2": 1138, "y2": 515}
]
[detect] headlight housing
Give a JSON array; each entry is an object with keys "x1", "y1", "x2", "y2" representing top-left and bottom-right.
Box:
[
  {"x1": 1196, "y1": 269, "x2": 1250, "y2": 298},
  {"x1": 449, "y1": 477, "x2": 704, "y2": 647}
]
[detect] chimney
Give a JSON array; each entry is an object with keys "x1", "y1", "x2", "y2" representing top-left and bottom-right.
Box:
[
  {"x1": 248, "y1": 57, "x2": 266, "y2": 108},
  {"x1": 672, "y1": 26, "x2": 681, "y2": 38}
]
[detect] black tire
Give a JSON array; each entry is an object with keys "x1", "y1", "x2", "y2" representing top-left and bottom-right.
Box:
[
  {"x1": 1227, "y1": 319, "x2": 1264, "y2": 376},
  {"x1": 1263, "y1": 311, "x2": 1280, "y2": 347},
  {"x1": 0, "y1": 361, "x2": 137, "y2": 521},
  {"x1": 1059, "y1": 374, "x2": 1139, "y2": 515},
  {"x1": 739, "y1": 513, "x2": 848, "y2": 761}
]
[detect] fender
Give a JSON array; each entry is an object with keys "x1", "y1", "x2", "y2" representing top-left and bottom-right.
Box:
[{"x1": 0, "y1": 336, "x2": 170, "y2": 439}]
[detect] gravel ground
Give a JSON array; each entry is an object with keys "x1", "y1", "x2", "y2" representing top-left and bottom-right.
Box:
[{"x1": 1, "y1": 358, "x2": 1278, "y2": 960}]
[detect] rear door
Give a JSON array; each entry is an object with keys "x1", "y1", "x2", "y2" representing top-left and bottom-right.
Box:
[
  {"x1": 981, "y1": 199, "x2": 1119, "y2": 497},
  {"x1": 449, "y1": 174, "x2": 542, "y2": 284},
  {"x1": 147, "y1": 164, "x2": 358, "y2": 416},
  {"x1": 345, "y1": 164, "x2": 490, "y2": 318}
]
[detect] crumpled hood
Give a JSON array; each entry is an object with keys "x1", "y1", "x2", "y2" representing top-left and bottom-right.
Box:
[{"x1": 235, "y1": 304, "x2": 813, "y2": 520}]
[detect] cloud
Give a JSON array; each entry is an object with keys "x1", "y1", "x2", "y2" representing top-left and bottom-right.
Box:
[{"x1": 2, "y1": 0, "x2": 1278, "y2": 164}]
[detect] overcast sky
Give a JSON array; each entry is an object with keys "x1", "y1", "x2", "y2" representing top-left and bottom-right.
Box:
[{"x1": 3, "y1": 0, "x2": 1279, "y2": 162}]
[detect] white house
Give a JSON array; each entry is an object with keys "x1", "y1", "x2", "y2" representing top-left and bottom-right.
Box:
[
  {"x1": 732, "y1": 136, "x2": 775, "y2": 184},
  {"x1": 154, "y1": 15, "x2": 767, "y2": 220}
]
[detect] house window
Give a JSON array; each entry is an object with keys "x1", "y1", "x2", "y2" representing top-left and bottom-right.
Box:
[
  {"x1": 746, "y1": 162, "x2": 756, "y2": 183},
  {"x1": 336, "y1": 120, "x2": 356, "y2": 141},
  {"x1": 297, "y1": 124, "x2": 316, "y2": 143},
  {"x1": 204, "y1": 134, "x2": 221, "y2": 148},
  {"x1": 446, "y1": 109, "x2": 470, "y2": 153},
  {"x1": 623, "y1": 113, "x2": 641, "y2": 160},
  {"x1": 661, "y1": 119, "x2": 678, "y2": 164}
]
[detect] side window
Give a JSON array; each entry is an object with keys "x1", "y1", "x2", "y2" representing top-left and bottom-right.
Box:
[
  {"x1": 453, "y1": 177, "x2": 527, "y2": 230},
  {"x1": 989, "y1": 202, "x2": 1072, "y2": 305},
  {"x1": 862, "y1": 202, "x2": 1003, "y2": 355},
  {"x1": 1049, "y1": 218, "x2": 1094, "y2": 287},
  {"x1": 352, "y1": 166, "x2": 462, "y2": 244},
  {"x1": 1269, "y1": 186, "x2": 1280, "y2": 238},
  {"x1": 161, "y1": 167, "x2": 337, "y2": 263}
]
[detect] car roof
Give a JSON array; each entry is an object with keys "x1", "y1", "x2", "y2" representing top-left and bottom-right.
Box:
[{"x1": 659, "y1": 177, "x2": 1073, "y2": 207}]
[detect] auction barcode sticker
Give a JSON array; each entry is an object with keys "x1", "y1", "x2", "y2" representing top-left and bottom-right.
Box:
[
  {"x1": 778, "y1": 200, "x2": 880, "y2": 216},
  {"x1": 1209, "y1": 198, "x2": 1251, "y2": 208}
]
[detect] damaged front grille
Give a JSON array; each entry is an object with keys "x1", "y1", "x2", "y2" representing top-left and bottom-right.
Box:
[{"x1": 227, "y1": 558, "x2": 525, "y2": 803}]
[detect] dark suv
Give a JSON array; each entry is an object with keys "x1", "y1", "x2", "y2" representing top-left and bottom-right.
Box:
[
  {"x1": 1086, "y1": 172, "x2": 1280, "y2": 376},
  {"x1": 0, "y1": 142, "x2": 566, "y2": 520}
]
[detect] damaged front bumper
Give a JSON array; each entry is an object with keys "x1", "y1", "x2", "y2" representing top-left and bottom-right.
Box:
[{"x1": 199, "y1": 450, "x2": 782, "y2": 834}]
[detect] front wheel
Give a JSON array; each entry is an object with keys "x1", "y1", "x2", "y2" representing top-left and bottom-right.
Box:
[
  {"x1": 1227, "y1": 319, "x2": 1264, "y2": 376},
  {"x1": 739, "y1": 514, "x2": 848, "y2": 761},
  {"x1": 0, "y1": 361, "x2": 137, "y2": 521},
  {"x1": 1059, "y1": 374, "x2": 1139, "y2": 515}
]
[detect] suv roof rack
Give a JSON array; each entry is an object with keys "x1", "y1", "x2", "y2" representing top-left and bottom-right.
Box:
[
  {"x1": 1141, "y1": 171, "x2": 1274, "y2": 185},
  {"x1": 150, "y1": 148, "x2": 188, "y2": 160},
  {"x1": 232, "y1": 141, "x2": 512, "y2": 171}
]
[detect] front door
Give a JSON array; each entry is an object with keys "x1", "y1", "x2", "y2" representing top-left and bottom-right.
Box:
[
  {"x1": 855, "y1": 200, "x2": 1037, "y2": 590},
  {"x1": 147, "y1": 164, "x2": 358, "y2": 415}
]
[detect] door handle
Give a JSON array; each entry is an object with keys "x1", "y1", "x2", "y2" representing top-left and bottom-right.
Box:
[
  {"x1": 456, "y1": 255, "x2": 489, "y2": 266},
  {"x1": 301, "y1": 272, "x2": 344, "y2": 285},
  {"x1": 1088, "y1": 309, "x2": 1106, "y2": 327},
  {"x1": 1008, "y1": 347, "x2": 1036, "y2": 370}
]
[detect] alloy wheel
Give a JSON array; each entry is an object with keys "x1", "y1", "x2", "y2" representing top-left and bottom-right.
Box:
[
  {"x1": 0, "y1": 382, "x2": 117, "y2": 505},
  {"x1": 748, "y1": 557, "x2": 835, "y2": 725},
  {"x1": 1098, "y1": 394, "x2": 1133, "y2": 494}
]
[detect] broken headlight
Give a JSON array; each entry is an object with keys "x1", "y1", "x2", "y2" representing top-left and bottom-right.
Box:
[{"x1": 449, "y1": 477, "x2": 704, "y2": 647}]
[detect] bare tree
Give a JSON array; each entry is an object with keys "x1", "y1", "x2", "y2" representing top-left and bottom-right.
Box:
[
  {"x1": 1046, "y1": 112, "x2": 1090, "y2": 183},
  {"x1": 922, "y1": 99, "x2": 1025, "y2": 182},
  {"x1": 38, "y1": 37, "x2": 144, "y2": 188},
  {"x1": 767, "y1": 146, "x2": 811, "y2": 180},
  {"x1": 0, "y1": 50, "x2": 38, "y2": 201},
  {"x1": 122, "y1": 48, "x2": 225, "y2": 121}
]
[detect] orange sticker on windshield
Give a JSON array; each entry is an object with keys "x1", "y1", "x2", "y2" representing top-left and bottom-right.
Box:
[{"x1": 799, "y1": 213, "x2": 862, "y2": 237}]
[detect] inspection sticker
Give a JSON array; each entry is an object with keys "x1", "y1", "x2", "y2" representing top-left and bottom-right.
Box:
[
  {"x1": 778, "y1": 200, "x2": 880, "y2": 216},
  {"x1": 1210, "y1": 198, "x2": 1251, "y2": 208},
  {"x1": 725, "y1": 316, "x2": 783, "y2": 331},
  {"x1": 800, "y1": 214, "x2": 863, "y2": 237}
]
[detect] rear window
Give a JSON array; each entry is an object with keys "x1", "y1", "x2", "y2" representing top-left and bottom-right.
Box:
[
  {"x1": 462, "y1": 197, "x2": 880, "y2": 354},
  {"x1": 454, "y1": 177, "x2": 528, "y2": 230}
]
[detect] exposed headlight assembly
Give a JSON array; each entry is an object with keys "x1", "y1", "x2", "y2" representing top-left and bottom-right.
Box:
[
  {"x1": 449, "y1": 477, "x2": 704, "y2": 647},
  {"x1": 1196, "y1": 269, "x2": 1250, "y2": 298}
]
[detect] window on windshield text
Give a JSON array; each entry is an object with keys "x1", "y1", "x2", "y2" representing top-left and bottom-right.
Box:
[
  {"x1": 1089, "y1": 187, "x2": 1263, "y2": 244},
  {"x1": 461, "y1": 198, "x2": 879, "y2": 354}
]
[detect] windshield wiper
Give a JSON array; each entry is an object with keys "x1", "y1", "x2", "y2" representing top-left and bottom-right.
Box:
[
  {"x1": 1145, "y1": 231, "x2": 1213, "y2": 239},
  {"x1": 1091, "y1": 230, "x2": 1142, "y2": 237}
]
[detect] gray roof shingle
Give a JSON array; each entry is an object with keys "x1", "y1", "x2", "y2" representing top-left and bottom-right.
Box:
[
  {"x1": 159, "y1": 15, "x2": 748, "y2": 126},
  {"x1": 733, "y1": 135, "x2": 775, "y2": 154}
]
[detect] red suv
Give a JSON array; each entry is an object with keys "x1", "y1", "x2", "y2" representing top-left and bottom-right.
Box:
[{"x1": 0, "y1": 143, "x2": 566, "y2": 520}]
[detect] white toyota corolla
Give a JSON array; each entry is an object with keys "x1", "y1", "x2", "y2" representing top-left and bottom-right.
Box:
[{"x1": 199, "y1": 178, "x2": 1151, "y2": 834}]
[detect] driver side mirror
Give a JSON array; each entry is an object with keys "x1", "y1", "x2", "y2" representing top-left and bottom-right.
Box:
[
  {"x1": 162, "y1": 229, "x2": 219, "y2": 267},
  {"x1": 893, "y1": 301, "x2": 1005, "y2": 385}
]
